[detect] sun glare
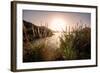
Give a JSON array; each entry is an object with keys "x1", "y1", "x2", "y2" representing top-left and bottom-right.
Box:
[{"x1": 50, "y1": 17, "x2": 66, "y2": 32}]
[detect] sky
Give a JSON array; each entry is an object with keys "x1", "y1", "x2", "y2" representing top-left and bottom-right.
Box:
[{"x1": 23, "y1": 10, "x2": 91, "y2": 32}]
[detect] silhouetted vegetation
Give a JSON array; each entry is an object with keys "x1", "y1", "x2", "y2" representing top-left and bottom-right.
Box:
[
  {"x1": 23, "y1": 42, "x2": 45, "y2": 62},
  {"x1": 23, "y1": 20, "x2": 91, "y2": 62},
  {"x1": 23, "y1": 20, "x2": 53, "y2": 41},
  {"x1": 59, "y1": 26, "x2": 91, "y2": 60},
  {"x1": 23, "y1": 20, "x2": 54, "y2": 62}
]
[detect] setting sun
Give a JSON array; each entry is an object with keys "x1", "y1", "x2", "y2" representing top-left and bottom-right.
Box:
[
  {"x1": 23, "y1": 9, "x2": 91, "y2": 63},
  {"x1": 50, "y1": 17, "x2": 66, "y2": 32}
]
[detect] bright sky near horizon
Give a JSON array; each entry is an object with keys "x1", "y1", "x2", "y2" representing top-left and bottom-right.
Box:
[{"x1": 23, "y1": 10, "x2": 91, "y2": 32}]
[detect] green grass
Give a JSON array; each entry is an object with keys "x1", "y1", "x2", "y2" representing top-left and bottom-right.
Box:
[
  {"x1": 23, "y1": 42, "x2": 45, "y2": 62},
  {"x1": 23, "y1": 22, "x2": 91, "y2": 62},
  {"x1": 59, "y1": 26, "x2": 91, "y2": 60}
]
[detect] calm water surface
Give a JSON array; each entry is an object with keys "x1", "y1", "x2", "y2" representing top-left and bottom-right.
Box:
[{"x1": 33, "y1": 32, "x2": 64, "y2": 49}]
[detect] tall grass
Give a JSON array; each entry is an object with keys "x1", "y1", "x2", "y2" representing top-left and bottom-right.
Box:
[
  {"x1": 59, "y1": 24, "x2": 91, "y2": 60},
  {"x1": 23, "y1": 21, "x2": 54, "y2": 62},
  {"x1": 23, "y1": 20, "x2": 91, "y2": 62},
  {"x1": 23, "y1": 42, "x2": 46, "y2": 62}
]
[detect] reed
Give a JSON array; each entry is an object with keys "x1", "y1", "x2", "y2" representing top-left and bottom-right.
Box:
[{"x1": 59, "y1": 23, "x2": 91, "y2": 60}]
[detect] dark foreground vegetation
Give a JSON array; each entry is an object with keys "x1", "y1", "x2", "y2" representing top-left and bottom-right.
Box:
[
  {"x1": 59, "y1": 26, "x2": 91, "y2": 60},
  {"x1": 23, "y1": 20, "x2": 91, "y2": 62}
]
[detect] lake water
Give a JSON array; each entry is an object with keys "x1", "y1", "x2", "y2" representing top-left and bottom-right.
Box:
[
  {"x1": 31, "y1": 32, "x2": 66, "y2": 60},
  {"x1": 33, "y1": 32, "x2": 64, "y2": 49}
]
